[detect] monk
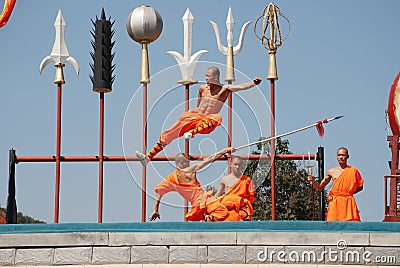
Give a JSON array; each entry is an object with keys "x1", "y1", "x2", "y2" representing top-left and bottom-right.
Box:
[
  {"x1": 136, "y1": 66, "x2": 262, "y2": 165},
  {"x1": 308, "y1": 147, "x2": 364, "y2": 221},
  {"x1": 148, "y1": 147, "x2": 238, "y2": 222},
  {"x1": 215, "y1": 155, "x2": 255, "y2": 221}
]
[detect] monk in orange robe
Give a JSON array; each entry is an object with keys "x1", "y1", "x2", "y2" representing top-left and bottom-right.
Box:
[
  {"x1": 308, "y1": 147, "x2": 364, "y2": 221},
  {"x1": 149, "y1": 147, "x2": 237, "y2": 222},
  {"x1": 215, "y1": 155, "x2": 255, "y2": 221},
  {"x1": 136, "y1": 66, "x2": 261, "y2": 166}
]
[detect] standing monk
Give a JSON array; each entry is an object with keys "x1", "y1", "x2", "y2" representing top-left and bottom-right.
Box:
[
  {"x1": 215, "y1": 155, "x2": 255, "y2": 220},
  {"x1": 136, "y1": 66, "x2": 261, "y2": 165},
  {"x1": 308, "y1": 147, "x2": 364, "y2": 221},
  {"x1": 148, "y1": 147, "x2": 237, "y2": 222}
]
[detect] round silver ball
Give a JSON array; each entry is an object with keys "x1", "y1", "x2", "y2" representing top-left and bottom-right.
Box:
[{"x1": 126, "y1": 5, "x2": 163, "y2": 44}]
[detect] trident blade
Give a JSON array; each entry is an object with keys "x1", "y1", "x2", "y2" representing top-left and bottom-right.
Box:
[
  {"x1": 210, "y1": 7, "x2": 251, "y2": 82},
  {"x1": 210, "y1": 7, "x2": 251, "y2": 56},
  {"x1": 167, "y1": 8, "x2": 207, "y2": 84},
  {"x1": 226, "y1": 7, "x2": 234, "y2": 46},
  {"x1": 39, "y1": 10, "x2": 79, "y2": 75}
]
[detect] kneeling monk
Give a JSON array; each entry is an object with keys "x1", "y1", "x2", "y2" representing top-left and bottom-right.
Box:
[{"x1": 149, "y1": 147, "x2": 238, "y2": 222}]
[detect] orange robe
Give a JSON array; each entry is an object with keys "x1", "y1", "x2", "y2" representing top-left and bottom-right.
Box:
[
  {"x1": 219, "y1": 175, "x2": 255, "y2": 221},
  {"x1": 160, "y1": 109, "x2": 222, "y2": 145},
  {"x1": 326, "y1": 166, "x2": 364, "y2": 221},
  {"x1": 155, "y1": 171, "x2": 229, "y2": 221}
]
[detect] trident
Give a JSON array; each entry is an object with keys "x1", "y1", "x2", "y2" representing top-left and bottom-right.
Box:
[
  {"x1": 210, "y1": 7, "x2": 251, "y2": 172},
  {"x1": 39, "y1": 10, "x2": 79, "y2": 223},
  {"x1": 302, "y1": 150, "x2": 317, "y2": 175},
  {"x1": 210, "y1": 7, "x2": 251, "y2": 83}
]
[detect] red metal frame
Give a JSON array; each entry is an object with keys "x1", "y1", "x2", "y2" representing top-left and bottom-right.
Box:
[
  {"x1": 13, "y1": 76, "x2": 321, "y2": 223},
  {"x1": 384, "y1": 135, "x2": 400, "y2": 221}
]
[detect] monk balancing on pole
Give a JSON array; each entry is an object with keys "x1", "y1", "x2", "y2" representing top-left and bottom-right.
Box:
[
  {"x1": 136, "y1": 66, "x2": 262, "y2": 166},
  {"x1": 308, "y1": 147, "x2": 364, "y2": 221}
]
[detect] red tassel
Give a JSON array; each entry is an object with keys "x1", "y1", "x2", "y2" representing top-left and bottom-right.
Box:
[{"x1": 316, "y1": 121, "x2": 324, "y2": 137}]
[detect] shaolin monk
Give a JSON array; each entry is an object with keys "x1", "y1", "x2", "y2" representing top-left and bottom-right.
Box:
[
  {"x1": 148, "y1": 147, "x2": 237, "y2": 222},
  {"x1": 215, "y1": 155, "x2": 255, "y2": 221},
  {"x1": 136, "y1": 66, "x2": 262, "y2": 165},
  {"x1": 308, "y1": 147, "x2": 364, "y2": 221}
]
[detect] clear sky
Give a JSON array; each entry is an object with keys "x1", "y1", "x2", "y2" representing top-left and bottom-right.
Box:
[{"x1": 0, "y1": 0, "x2": 398, "y2": 223}]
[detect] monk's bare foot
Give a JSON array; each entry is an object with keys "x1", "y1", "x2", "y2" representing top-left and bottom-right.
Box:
[
  {"x1": 184, "y1": 132, "x2": 193, "y2": 140},
  {"x1": 136, "y1": 151, "x2": 149, "y2": 166}
]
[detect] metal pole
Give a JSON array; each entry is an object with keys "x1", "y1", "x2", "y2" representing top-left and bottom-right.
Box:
[
  {"x1": 184, "y1": 84, "x2": 190, "y2": 220},
  {"x1": 54, "y1": 82, "x2": 62, "y2": 223},
  {"x1": 142, "y1": 82, "x2": 148, "y2": 222},
  {"x1": 317, "y1": 146, "x2": 325, "y2": 220},
  {"x1": 227, "y1": 88, "x2": 232, "y2": 173},
  {"x1": 270, "y1": 80, "x2": 276, "y2": 220},
  {"x1": 6, "y1": 149, "x2": 17, "y2": 224},
  {"x1": 98, "y1": 92, "x2": 105, "y2": 223}
]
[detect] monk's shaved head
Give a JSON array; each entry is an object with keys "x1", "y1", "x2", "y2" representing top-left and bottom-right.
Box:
[
  {"x1": 175, "y1": 153, "x2": 189, "y2": 164},
  {"x1": 207, "y1": 66, "x2": 220, "y2": 77}
]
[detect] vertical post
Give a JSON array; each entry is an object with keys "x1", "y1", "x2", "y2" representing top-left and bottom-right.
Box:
[
  {"x1": 317, "y1": 146, "x2": 325, "y2": 220},
  {"x1": 270, "y1": 80, "x2": 276, "y2": 220},
  {"x1": 54, "y1": 82, "x2": 62, "y2": 223},
  {"x1": 184, "y1": 84, "x2": 190, "y2": 220},
  {"x1": 142, "y1": 82, "x2": 148, "y2": 222},
  {"x1": 6, "y1": 149, "x2": 17, "y2": 224},
  {"x1": 227, "y1": 89, "x2": 232, "y2": 173},
  {"x1": 98, "y1": 92, "x2": 105, "y2": 223}
]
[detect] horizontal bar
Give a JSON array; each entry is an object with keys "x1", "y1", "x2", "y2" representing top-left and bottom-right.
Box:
[{"x1": 15, "y1": 154, "x2": 318, "y2": 163}]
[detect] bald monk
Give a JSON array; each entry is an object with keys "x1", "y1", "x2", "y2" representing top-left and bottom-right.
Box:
[
  {"x1": 136, "y1": 66, "x2": 262, "y2": 165},
  {"x1": 308, "y1": 147, "x2": 364, "y2": 221},
  {"x1": 215, "y1": 155, "x2": 255, "y2": 221},
  {"x1": 149, "y1": 147, "x2": 237, "y2": 222}
]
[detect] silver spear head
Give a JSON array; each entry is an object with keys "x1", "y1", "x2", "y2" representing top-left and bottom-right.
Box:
[
  {"x1": 39, "y1": 10, "x2": 79, "y2": 76},
  {"x1": 226, "y1": 7, "x2": 234, "y2": 46}
]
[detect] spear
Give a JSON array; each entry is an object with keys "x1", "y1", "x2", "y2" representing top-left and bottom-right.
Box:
[
  {"x1": 235, "y1": 116, "x2": 343, "y2": 150},
  {"x1": 39, "y1": 10, "x2": 79, "y2": 223}
]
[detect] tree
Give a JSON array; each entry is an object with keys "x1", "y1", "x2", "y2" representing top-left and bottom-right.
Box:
[
  {"x1": 0, "y1": 206, "x2": 46, "y2": 224},
  {"x1": 244, "y1": 137, "x2": 327, "y2": 221}
]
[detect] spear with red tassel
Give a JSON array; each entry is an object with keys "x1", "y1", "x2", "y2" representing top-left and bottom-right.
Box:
[{"x1": 235, "y1": 116, "x2": 343, "y2": 150}]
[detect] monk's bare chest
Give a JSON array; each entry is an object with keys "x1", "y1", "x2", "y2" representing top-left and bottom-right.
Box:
[{"x1": 177, "y1": 171, "x2": 197, "y2": 184}]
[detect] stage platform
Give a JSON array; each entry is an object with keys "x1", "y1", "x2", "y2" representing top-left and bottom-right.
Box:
[{"x1": 0, "y1": 221, "x2": 399, "y2": 267}]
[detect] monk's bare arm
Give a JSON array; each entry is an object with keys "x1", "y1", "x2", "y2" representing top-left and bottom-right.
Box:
[
  {"x1": 185, "y1": 147, "x2": 236, "y2": 173},
  {"x1": 197, "y1": 86, "x2": 204, "y2": 107},
  {"x1": 225, "y1": 77, "x2": 262, "y2": 92},
  {"x1": 308, "y1": 174, "x2": 331, "y2": 191},
  {"x1": 148, "y1": 193, "x2": 162, "y2": 221},
  {"x1": 214, "y1": 177, "x2": 227, "y2": 197}
]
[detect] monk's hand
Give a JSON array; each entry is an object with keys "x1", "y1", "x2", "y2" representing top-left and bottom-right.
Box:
[
  {"x1": 307, "y1": 175, "x2": 314, "y2": 183},
  {"x1": 224, "y1": 147, "x2": 236, "y2": 155},
  {"x1": 148, "y1": 211, "x2": 160, "y2": 221},
  {"x1": 253, "y1": 77, "x2": 262, "y2": 85}
]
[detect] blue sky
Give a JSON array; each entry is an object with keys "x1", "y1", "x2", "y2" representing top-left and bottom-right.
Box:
[{"x1": 0, "y1": 0, "x2": 398, "y2": 223}]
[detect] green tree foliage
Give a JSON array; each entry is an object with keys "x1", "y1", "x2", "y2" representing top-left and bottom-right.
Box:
[
  {"x1": 244, "y1": 137, "x2": 327, "y2": 221},
  {"x1": 0, "y1": 206, "x2": 46, "y2": 224}
]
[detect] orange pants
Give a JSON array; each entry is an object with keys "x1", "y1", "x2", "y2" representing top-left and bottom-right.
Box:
[
  {"x1": 185, "y1": 198, "x2": 229, "y2": 222},
  {"x1": 160, "y1": 109, "x2": 222, "y2": 145}
]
